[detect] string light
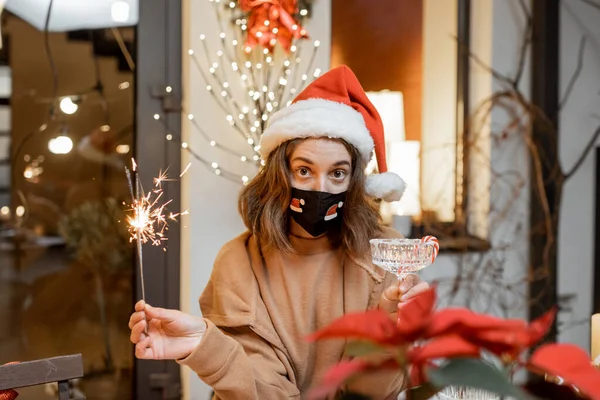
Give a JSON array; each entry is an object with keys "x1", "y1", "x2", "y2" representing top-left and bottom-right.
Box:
[{"x1": 164, "y1": 0, "x2": 321, "y2": 185}]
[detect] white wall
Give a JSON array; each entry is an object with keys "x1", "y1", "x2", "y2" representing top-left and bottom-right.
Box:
[
  {"x1": 180, "y1": 1, "x2": 331, "y2": 398},
  {"x1": 558, "y1": 0, "x2": 600, "y2": 351}
]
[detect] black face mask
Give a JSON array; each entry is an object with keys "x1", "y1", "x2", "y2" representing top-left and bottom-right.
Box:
[{"x1": 289, "y1": 187, "x2": 347, "y2": 237}]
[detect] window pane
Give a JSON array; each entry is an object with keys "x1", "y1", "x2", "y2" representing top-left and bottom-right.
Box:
[{"x1": 0, "y1": 10, "x2": 136, "y2": 399}]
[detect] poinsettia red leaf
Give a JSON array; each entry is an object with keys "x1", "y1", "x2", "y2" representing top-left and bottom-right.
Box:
[
  {"x1": 307, "y1": 360, "x2": 371, "y2": 399},
  {"x1": 526, "y1": 307, "x2": 557, "y2": 346},
  {"x1": 396, "y1": 286, "x2": 437, "y2": 339},
  {"x1": 307, "y1": 359, "x2": 399, "y2": 400},
  {"x1": 409, "y1": 364, "x2": 426, "y2": 388},
  {"x1": 407, "y1": 335, "x2": 480, "y2": 364},
  {"x1": 306, "y1": 309, "x2": 402, "y2": 345},
  {"x1": 468, "y1": 327, "x2": 534, "y2": 357},
  {"x1": 530, "y1": 343, "x2": 600, "y2": 399},
  {"x1": 427, "y1": 308, "x2": 526, "y2": 338}
]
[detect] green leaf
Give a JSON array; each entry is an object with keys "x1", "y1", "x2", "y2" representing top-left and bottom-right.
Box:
[
  {"x1": 405, "y1": 382, "x2": 441, "y2": 400},
  {"x1": 427, "y1": 358, "x2": 536, "y2": 400},
  {"x1": 345, "y1": 341, "x2": 387, "y2": 358}
]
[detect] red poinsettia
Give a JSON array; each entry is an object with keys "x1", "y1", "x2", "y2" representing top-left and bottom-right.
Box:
[
  {"x1": 308, "y1": 286, "x2": 555, "y2": 358},
  {"x1": 307, "y1": 286, "x2": 600, "y2": 399},
  {"x1": 529, "y1": 343, "x2": 600, "y2": 398}
]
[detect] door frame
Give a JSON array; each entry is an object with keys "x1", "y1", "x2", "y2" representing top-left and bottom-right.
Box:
[{"x1": 134, "y1": 0, "x2": 183, "y2": 398}]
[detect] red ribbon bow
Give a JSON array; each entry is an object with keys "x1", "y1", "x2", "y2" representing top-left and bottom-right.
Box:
[
  {"x1": 0, "y1": 362, "x2": 19, "y2": 400},
  {"x1": 239, "y1": 0, "x2": 309, "y2": 53}
]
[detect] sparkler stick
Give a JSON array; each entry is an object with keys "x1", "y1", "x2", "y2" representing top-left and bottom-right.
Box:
[{"x1": 124, "y1": 160, "x2": 190, "y2": 305}]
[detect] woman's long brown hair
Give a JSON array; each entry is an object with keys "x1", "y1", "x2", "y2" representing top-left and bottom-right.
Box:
[{"x1": 238, "y1": 138, "x2": 382, "y2": 257}]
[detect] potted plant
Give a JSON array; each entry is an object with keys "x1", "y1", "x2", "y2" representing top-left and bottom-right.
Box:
[{"x1": 308, "y1": 286, "x2": 600, "y2": 400}]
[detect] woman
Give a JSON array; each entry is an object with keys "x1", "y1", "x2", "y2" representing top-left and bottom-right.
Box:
[{"x1": 129, "y1": 65, "x2": 430, "y2": 399}]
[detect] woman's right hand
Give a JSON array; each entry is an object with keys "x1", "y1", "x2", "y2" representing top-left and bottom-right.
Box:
[{"x1": 129, "y1": 300, "x2": 206, "y2": 360}]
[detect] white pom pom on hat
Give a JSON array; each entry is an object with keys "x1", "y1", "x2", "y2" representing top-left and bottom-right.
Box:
[{"x1": 260, "y1": 65, "x2": 406, "y2": 202}]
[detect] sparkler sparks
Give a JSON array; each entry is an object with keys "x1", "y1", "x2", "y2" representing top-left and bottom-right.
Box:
[{"x1": 124, "y1": 160, "x2": 190, "y2": 303}]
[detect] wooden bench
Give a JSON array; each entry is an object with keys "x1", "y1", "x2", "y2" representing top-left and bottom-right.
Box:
[{"x1": 0, "y1": 354, "x2": 84, "y2": 400}]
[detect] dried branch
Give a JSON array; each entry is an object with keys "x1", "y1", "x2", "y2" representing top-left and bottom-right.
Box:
[
  {"x1": 454, "y1": 36, "x2": 514, "y2": 87},
  {"x1": 579, "y1": 0, "x2": 600, "y2": 11},
  {"x1": 514, "y1": 8, "x2": 533, "y2": 86},
  {"x1": 564, "y1": 125, "x2": 600, "y2": 179},
  {"x1": 559, "y1": 35, "x2": 587, "y2": 110}
]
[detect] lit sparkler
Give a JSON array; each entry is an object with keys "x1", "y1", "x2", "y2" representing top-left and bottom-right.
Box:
[{"x1": 124, "y1": 160, "x2": 190, "y2": 303}]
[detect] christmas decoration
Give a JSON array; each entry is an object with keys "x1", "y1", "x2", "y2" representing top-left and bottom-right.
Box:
[
  {"x1": 307, "y1": 287, "x2": 600, "y2": 400},
  {"x1": 156, "y1": 0, "x2": 320, "y2": 184}
]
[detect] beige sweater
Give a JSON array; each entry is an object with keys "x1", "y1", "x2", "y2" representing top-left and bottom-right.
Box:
[{"x1": 179, "y1": 228, "x2": 403, "y2": 399}]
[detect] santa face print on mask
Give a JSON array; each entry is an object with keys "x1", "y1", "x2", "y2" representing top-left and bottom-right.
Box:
[{"x1": 289, "y1": 187, "x2": 346, "y2": 237}]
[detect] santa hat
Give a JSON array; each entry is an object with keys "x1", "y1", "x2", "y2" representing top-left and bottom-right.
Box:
[{"x1": 260, "y1": 65, "x2": 405, "y2": 202}]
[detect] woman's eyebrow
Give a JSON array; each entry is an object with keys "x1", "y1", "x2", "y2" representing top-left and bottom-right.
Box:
[
  {"x1": 291, "y1": 156, "x2": 314, "y2": 165},
  {"x1": 332, "y1": 160, "x2": 351, "y2": 167}
]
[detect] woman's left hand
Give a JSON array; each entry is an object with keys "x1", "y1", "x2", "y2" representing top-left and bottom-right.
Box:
[{"x1": 378, "y1": 274, "x2": 430, "y2": 314}]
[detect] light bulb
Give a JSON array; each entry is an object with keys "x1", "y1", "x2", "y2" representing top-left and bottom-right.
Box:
[
  {"x1": 241, "y1": 156, "x2": 247, "y2": 162},
  {"x1": 16, "y1": 206, "x2": 25, "y2": 217},
  {"x1": 242, "y1": 176, "x2": 249, "y2": 183},
  {"x1": 166, "y1": 86, "x2": 172, "y2": 92},
  {"x1": 300, "y1": 9, "x2": 308, "y2": 16},
  {"x1": 59, "y1": 97, "x2": 78, "y2": 115},
  {"x1": 314, "y1": 40, "x2": 320, "y2": 47},
  {"x1": 0, "y1": 206, "x2": 8, "y2": 215},
  {"x1": 111, "y1": 0, "x2": 130, "y2": 23},
  {"x1": 48, "y1": 135, "x2": 73, "y2": 154},
  {"x1": 211, "y1": 162, "x2": 219, "y2": 169},
  {"x1": 247, "y1": 138, "x2": 254, "y2": 145},
  {"x1": 166, "y1": 134, "x2": 173, "y2": 141},
  {"x1": 116, "y1": 144, "x2": 130, "y2": 154},
  {"x1": 154, "y1": 114, "x2": 160, "y2": 120},
  {"x1": 181, "y1": 142, "x2": 188, "y2": 148}
]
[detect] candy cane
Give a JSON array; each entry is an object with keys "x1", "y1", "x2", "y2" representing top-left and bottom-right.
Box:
[{"x1": 421, "y1": 235, "x2": 439, "y2": 263}]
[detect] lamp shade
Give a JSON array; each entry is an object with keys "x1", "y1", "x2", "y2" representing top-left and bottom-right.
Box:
[
  {"x1": 366, "y1": 90, "x2": 406, "y2": 143},
  {"x1": 5, "y1": 0, "x2": 138, "y2": 32},
  {"x1": 388, "y1": 140, "x2": 421, "y2": 217}
]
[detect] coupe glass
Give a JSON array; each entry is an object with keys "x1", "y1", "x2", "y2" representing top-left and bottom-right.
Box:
[
  {"x1": 437, "y1": 386, "x2": 500, "y2": 400},
  {"x1": 369, "y1": 238, "x2": 438, "y2": 279}
]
